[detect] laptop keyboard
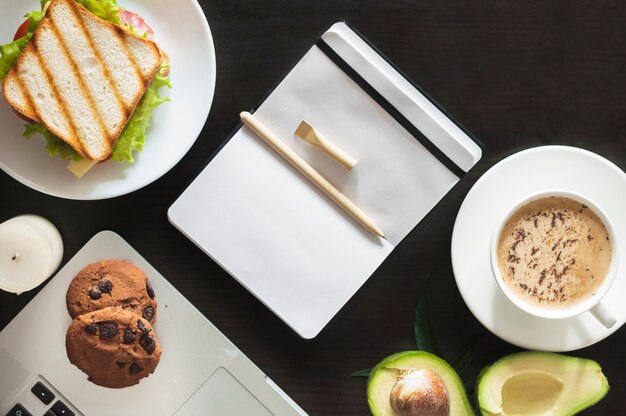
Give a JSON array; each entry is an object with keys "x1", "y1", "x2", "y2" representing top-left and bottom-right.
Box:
[{"x1": 3, "y1": 376, "x2": 78, "y2": 416}]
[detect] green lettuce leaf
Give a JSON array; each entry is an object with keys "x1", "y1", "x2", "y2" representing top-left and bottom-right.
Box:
[
  {"x1": 26, "y1": 8, "x2": 46, "y2": 32},
  {"x1": 24, "y1": 124, "x2": 83, "y2": 162},
  {"x1": 112, "y1": 70, "x2": 171, "y2": 163},
  {"x1": 37, "y1": 0, "x2": 120, "y2": 25},
  {"x1": 0, "y1": 5, "x2": 46, "y2": 81},
  {"x1": 0, "y1": 35, "x2": 31, "y2": 80},
  {"x1": 74, "y1": 0, "x2": 120, "y2": 25}
]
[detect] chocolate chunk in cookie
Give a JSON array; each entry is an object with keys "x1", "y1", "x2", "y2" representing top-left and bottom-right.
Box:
[
  {"x1": 84, "y1": 324, "x2": 98, "y2": 335},
  {"x1": 99, "y1": 322, "x2": 118, "y2": 339},
  {"x1": 146, "y1": 280, "x2": 155, "y2": 299},
  {"x1": 129, "y1": 363, "x2": 143, "y2": 375},
  {"x1": 123, "y1": 328, "x2": 136, "y2": 344},
  {"x1": 137, "y1": 320, "x2": 150, "y2": 335},
  {"x1": 88, "y1": 285, "x2": 102, "y2": 300},
  {"x1": 139, "y1": 334, "x2": 156, "y2": 354},
  {"x1": 142, "y1": 306, "x2": 155, "y2": 322},
  {"x1": 98, "y1": 279, "x2": 113, "y2": 293}
]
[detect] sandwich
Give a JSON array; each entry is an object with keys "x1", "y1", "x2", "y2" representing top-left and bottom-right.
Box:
[{"x1": 0, "y1": 0, "x2": 171, "y2": 176}]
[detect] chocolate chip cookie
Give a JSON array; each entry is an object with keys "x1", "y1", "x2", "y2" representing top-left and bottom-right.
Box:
[
  {"x1": 66, "y1": 259, "x2": 157, "y2": 323},
  {"x1": 66, "y1": 307, "x2": 161, "y2": 388}
]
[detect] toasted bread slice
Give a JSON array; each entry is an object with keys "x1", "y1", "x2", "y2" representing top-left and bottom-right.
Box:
[{"x1": 2, "y1": 0, "x2": 163, "y2": 161}]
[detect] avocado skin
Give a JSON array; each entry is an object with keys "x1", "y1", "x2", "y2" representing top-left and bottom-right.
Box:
[
  {"x1": 475, "y1": 351, "x2": 609, "y2": 416},
  {"x1": 367, "y1": 350, "x2": 475, "y2": 416}
]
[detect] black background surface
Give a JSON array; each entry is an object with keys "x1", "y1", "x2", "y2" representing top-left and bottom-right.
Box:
[{"x1": 2, "y1": 1, "x2": 626, "y2": 414}]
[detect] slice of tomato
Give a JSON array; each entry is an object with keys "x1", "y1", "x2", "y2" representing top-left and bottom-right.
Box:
[{"x1": 14, "y1": 19, "x2": 29, "y2": 41}]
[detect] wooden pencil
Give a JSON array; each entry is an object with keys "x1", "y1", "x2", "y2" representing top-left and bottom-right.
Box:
[{"x1": 240, "y1": 111, "x2": 385, "y2": 239}]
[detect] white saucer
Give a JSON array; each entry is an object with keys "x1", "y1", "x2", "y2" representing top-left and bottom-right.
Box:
[{"x1": 451, "y1": 146, "x2": 626, "y2": 351}]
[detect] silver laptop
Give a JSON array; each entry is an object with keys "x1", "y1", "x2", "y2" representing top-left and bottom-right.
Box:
[{"x1": 0, "y1": 231, "x2": 307, "y2": 416}]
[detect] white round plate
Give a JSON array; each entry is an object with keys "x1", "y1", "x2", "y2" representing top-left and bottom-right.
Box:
[
  {"x1": 0, "y1": 0, "x2": 215, "y2": 200},
  {"x1": 451, "y1": 146, "x2": 626, "y2": 351}
]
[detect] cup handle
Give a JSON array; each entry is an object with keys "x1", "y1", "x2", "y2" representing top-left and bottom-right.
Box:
[{"x1": 590, "y1": 302, "x2": 617, "y2": 328}]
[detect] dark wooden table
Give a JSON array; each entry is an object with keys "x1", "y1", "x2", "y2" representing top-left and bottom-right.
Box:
[{"x1": 2, "y1": 1, "x2": 626, "y2": 414}]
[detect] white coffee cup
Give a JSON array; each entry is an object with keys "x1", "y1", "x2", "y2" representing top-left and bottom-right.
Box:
[{"x1": 490, "y1": 190, "x2": 618, "y2": 328}]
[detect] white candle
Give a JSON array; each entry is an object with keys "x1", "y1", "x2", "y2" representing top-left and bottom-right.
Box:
[{"x1": 0, "y1": 215, "x2": 63, "y2": 294}]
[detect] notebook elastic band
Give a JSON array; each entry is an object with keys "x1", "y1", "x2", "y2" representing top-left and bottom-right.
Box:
[{"x1": 315, "y1": 39, "x2": 466, "y2": 178}]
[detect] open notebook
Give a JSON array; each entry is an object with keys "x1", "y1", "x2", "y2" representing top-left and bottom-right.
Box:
[{"x1": 169, "y1": 22, "x2": 483, "y2": 338}]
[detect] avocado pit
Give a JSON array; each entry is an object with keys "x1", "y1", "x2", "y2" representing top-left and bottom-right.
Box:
[
  {"x1": 390, "y1": 369, "x2": 450, "y2": 416},
  {"x1": 367, "y1": 351, "x2": 473, "y2": 416}
]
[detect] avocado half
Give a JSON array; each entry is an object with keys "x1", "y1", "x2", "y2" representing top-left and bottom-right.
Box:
[
  {"x1": 476, "y1": 351, "x2": 609, "y2": 416},
  {"x1": 367, "y1": 351, "x2": 475, "y2": 416}
]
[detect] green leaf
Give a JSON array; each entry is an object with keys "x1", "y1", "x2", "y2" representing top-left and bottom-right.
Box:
[
  {"x1": 26, "y1": 9, "x2": 45, "y2": 33},
  {"x1": 351, "y1": 368, "x2": 372, "y2": 378},
  {"x1": 74, "y1": 0, "x2": 120, "y2": 25},
  {"x1": 24, "y1": 123, "x2": 83, "y2": 161},
  {"x1": 414, "y1": 275, "x2": 443, "y2": 357},
  {"x1": 111, "y1": 69, "x2": 171, "y2": 163},
  {"x1": 0, "y1": 4, "x2": 48, "y2": 81},
  {"x1": 0, "y1": 35, "x2": 31, "y2": 80},
  {"x1": 0, "y1": 5, "x2": 46, "y2": 81},
  {"x1": 0, "y1": 1, "x2": 51, "y2": 81},
  {"x1": 451, "y1": 332, "x2": 486, "y2": 379}
]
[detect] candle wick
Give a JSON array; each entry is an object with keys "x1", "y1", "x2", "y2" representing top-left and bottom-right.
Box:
[{"x1": 11, "y1": 252, "x2": 19, "y2": 261}]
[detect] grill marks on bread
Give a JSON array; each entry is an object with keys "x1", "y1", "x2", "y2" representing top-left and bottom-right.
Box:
[
  {"x1": 75, "y1": 15, "x2": 130, "y2": 123},
  {"x1": 33, "y1": 40, "x2": 87, "y2": 155},
  {"x1": 81, "y1": 13, "x2": 145, "y2": 109},
  {"x1": 48, "y1": 2, "x2": 114, "y2": 152},
  {"x1": 38, "y1": 19, "x2": 108, "y2": 156},
  {"x1": 2, "y1": 0, "x2": 162, "y2": 161}
]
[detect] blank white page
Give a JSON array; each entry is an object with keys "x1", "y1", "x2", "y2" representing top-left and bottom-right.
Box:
[{"x1": 169, "y1": 22, "x2": 481, "y2": 338}]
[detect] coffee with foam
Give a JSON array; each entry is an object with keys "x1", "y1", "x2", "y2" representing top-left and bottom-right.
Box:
[{"x1": 497, "y1": 196, "x2": 612, "y2": 309}]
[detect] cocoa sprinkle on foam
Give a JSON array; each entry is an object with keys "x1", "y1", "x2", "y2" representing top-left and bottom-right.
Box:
[{"x1": 497, "y1": 197, "x2": 612, "y2": 308}]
